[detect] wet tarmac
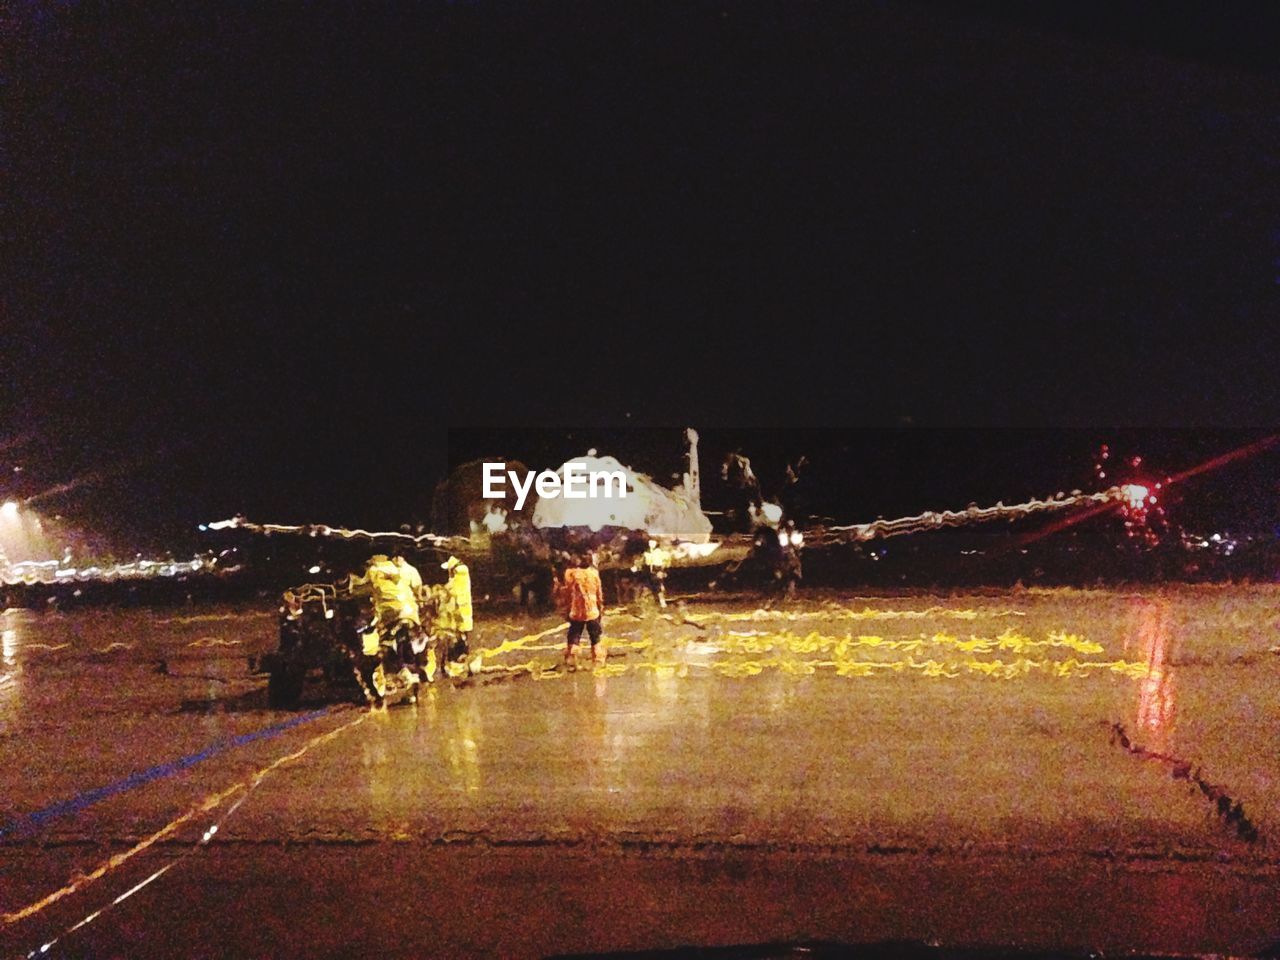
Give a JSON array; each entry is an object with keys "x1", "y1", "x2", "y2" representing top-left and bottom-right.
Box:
[{"x1": 2, "y1": 587, "x2": 1279, "y2": 958}]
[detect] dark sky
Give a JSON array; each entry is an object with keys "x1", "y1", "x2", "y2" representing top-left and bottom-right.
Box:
[{"x1": 4, "y1": 2, "x2": 1279, "y2": 544}]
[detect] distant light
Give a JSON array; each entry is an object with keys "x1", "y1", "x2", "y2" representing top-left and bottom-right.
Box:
[
  {"x1": 1119, "y1": 484, "x2": 1149, "y2": 510},
  {"x1": 308, "y1": 564, "x2": 322, "y2": 574},
  {"x1": 198, "y1": 524, "x2": 208, "y2": 532},
  {"x1": 481, "y1": 506, "x2": 508, "y2": 534},
  {"x1": 1, "y1": 501, "x2": 18, "y2": 519}
]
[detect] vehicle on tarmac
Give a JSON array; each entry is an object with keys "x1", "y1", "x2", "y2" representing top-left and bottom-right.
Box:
[
  {"x1": 262, "y1": 582, "x2": 426, "y2": 708},
  {"x1": 259, "y1": 583, "x2": 374, "y2": 708},
  {"x1": 260, "y1": 577, "x2": 473, "y2": 709}
]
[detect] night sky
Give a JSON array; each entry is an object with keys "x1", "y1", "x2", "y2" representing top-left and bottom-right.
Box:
[{"x1": 4, "y1": 2, "x2": 1279, "y2": 547}]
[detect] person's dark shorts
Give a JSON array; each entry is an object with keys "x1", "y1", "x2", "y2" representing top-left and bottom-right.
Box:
[{"x1": 567, "y1": 618, "x2": 602, "y2": 646}]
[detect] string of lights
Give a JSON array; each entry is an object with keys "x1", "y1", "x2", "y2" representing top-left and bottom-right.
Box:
[
  {"x1": 811, "y1": 486, "x2": 1131, "y2": 544},
  {"x1": 1, "y1": 555, "x2": 225, "y2": 586},
  {"x1": 204, "y1": 516, "x2": 469, "y2": 548},
  {"x1": 200, "y1": 487, "x2": 1134, "y2": 558}
]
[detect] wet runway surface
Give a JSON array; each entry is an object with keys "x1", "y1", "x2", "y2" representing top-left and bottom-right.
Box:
[{"x1": 2, "y1": 587, "x2": 1279, "y2": 957}]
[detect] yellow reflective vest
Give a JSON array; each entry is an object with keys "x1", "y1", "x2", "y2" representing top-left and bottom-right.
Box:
[
  {"x1": 358, "y1": 555, "x2": 421, "y2": 627},
  {"x1": 439, "y1": 562, "x2": 473, "y2": 633}
]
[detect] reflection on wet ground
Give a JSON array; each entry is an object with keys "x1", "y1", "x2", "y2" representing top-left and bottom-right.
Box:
[
  {"x1": 2, "y1": 588, "x2": 1279, "y2": 957},
  {"x1": 1131, "y1": 597, "x2": 1176, "y2": 750}
]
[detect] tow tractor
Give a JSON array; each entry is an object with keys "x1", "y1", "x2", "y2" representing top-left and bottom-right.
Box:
[
  {"x1": 259, "y1": 583, "x2": 407, "y2": 707},
  {"x1": 259, "y1": 580, "x2": 477, "y2": 708}
]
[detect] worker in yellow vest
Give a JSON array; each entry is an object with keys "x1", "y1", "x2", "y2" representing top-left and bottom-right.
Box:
[
  {"x1": 438, "y1": 555, "x2": 480, "y2": 676},
  {"x1": 349, "y1": 552, "x2": 427, "y2": 703}
]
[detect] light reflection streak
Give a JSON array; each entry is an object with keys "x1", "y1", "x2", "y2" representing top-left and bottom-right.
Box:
[
  {"x1": 0, "y1": 614, "x2": 19, "y2": 710},
  {"x1": 1132, "y1": 599, "x2": 1176, "y2": 749},
  {"x1": 206, "y1": 516, "x2": 466, "y2": 548},
  {"x1": 1, "y1": 555, "x2": 223, "y2": 585},
  {"x1": 818, "y1": 488, "x2": 1126, "y2": 543},
  {"x1": 441, "y1": 698, "x2": 483, "y2": 794},
  {"x1": 208, "y1": 490, "x2": 1123, "y2": 557}
]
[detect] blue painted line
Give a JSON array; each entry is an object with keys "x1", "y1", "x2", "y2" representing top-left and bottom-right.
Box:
[{"x1": 0, "y1": 707, "x2": 333, "y2": 840}]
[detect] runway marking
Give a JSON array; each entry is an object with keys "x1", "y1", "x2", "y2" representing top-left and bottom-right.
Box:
[
  {"x1": 473, "y1": 617, "x2": 1148, "y2": 685},
  {"x1": 610, "y1": 653, "x2": 1151, "y2": 681},
  {"x1": 473, "y1": 605, "x2": 630, "y2": 661},
  {"x1": 156, "y1": 612, "x2": 275, "y2": 625},
  {"x1": 4, "y1": 707, "x2": 369, "y2": 934},
  {"x1": 684, "y1": 605, "x2": 1028, "y2": 625},
  {"x1": 476, "y1": 623, "x2": 564, "y2": 658},
  {"x1": 475, "y1": 624, "x2": 1150, "y2": 685},
  {"x1": 26, "y1": 861, "x2": 181, "y2": 958},
  {"x1": 186, "y1": 637, "x2": 242, "y2": 648},
  {"x1": 91, "y1": 642, "x2": 133, "y2": 653},
  {"x1": 0, "y1": 709, "x2": 331, "y2": 840}
]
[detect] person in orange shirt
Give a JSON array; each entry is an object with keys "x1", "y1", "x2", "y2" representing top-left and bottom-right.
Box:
[{"x1": 562, "y1": 553, "x2": 605, "y2": 668}]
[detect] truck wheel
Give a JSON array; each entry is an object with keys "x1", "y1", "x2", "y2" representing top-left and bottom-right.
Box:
[{"x1": 267, "y1": 664, "x2": 305, "y2": 709}]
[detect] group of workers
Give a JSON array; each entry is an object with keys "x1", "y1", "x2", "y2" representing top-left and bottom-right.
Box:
[
  {"x1": 348, "y1": 550, "x2": 474, "y2": 704},
  {"x1": 347, "y1": 546, "x2": 610, "y2": 694},
  {"x1": 343, "y1": 524, "x2": 801, "y2": 701}
]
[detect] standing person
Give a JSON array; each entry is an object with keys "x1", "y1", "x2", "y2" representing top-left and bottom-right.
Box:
[
  {"x1": 634, "y1": 538, "x2": 669, "y2": 609},
  {"x1": 774, "y1": 520, "x2": 804, "y2": 602},
  {"x1": 394, "y1": 549, "x2": 424, "y2": 597},
  {"x1": 563, "y1": 553, "x2": 605, "y2": 668},
  {"x1": 439, "y1": 555, "x2": 478, "y2": 675},
  {"x1": 391, "y1": 550, "x2": 429, "y2": 698},
  {"x1": 349, "y1": 553, "x2": 424, "y2": 704}
]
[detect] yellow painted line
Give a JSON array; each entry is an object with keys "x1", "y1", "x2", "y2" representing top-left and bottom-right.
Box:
[
  {"x1": 3, "y1": 709, "x2": 368, "y2": 927},
  {"x1": 476, "y1": 623, "x2": 564, "y2": 658},
  {"x1": 475, "y1": 605, "x2": 630, "y2": 659},
  {"x1": 684, "y1": 606, "x2": 1027, "y2": 624}
]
